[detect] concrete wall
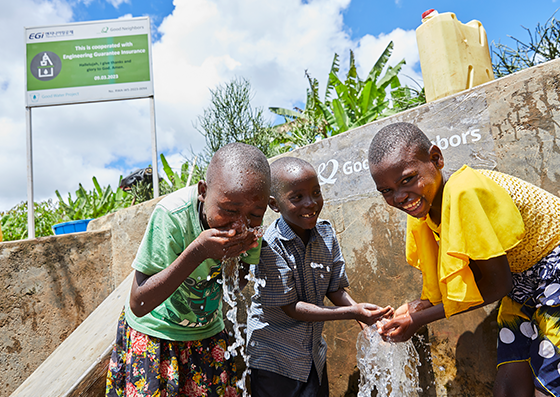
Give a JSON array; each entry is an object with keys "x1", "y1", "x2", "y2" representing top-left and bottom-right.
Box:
[
  {"x1": 0, "y1": 231, "x2": 112, "y2": 396},
  {"x1": 279, "y1": 58, "x2": 560, "y2": 396},
  {"x1": 5, "y1": 58, "x2": 560, "y2": 397},
  {"x1": 1, "y1": 198, "x2": 161, "y2": 397}
]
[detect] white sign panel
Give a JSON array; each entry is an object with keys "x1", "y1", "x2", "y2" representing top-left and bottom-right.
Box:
[{"x1": 25, "y1": 17, "x2": 154, "y2": 107}]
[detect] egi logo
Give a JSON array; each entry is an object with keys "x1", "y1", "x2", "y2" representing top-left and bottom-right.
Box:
[
  {"x1": 28, "y1": 30, "x2": 74, "y2": 40},
  {"x1": 28, "y1": 32, "x2": 44, "y2": 40}
]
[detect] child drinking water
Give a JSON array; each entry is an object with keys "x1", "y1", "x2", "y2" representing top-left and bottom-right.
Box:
[
  {"x1": 106, "y1": 142, "x2": 271, "y2": 397},
  {"x1": 368, "y1": 122, "x2": 560, "y2": 397},
  {"x1": 247, "y1": 156, "x2": 392, "y2": 397}
]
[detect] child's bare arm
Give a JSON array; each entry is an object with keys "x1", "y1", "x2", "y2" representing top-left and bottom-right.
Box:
[
  {"x1": 327, "y1": 288, "x2": 394, "y2": 328},
  {"x1": 281, "y1": 288, "x2": 392, "y2": 325},
  {"x1": 130, "y1": 228, "x2": 259, "y2": 317},
  {"x1": 380, "y1": 301, "x2": 445, "y2": 342},
  {"x1": 381, "y1": 255, "x2": 512, "y2": 341},
  {"x1": 469, "y1": 255, "x2": 512, "y2": 305},
  {"x1": 326, "y1": 288, "x2": 357, "y2": 306}
]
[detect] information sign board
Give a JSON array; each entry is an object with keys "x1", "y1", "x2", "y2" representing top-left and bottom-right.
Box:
[{"x1": 25, "y1": 17, "x2": 153, "y2": 107}]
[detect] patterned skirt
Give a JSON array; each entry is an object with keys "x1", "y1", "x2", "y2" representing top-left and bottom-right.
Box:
[
  {"x1": 497, "y1": 245, "x2": 560, "y2": 396},
  {"x1": 106, "y1": 310, "x2": 241, "y2": 397}
]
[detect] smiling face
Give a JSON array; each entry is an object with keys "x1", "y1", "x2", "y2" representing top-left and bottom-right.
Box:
[
  {"x1": 369, "y1": 144, "x2": 445, "y2": 222},
  {"x1": 198, "y1": 169, "x2": 269, "y2": 232},
  {"x1": 270, "y1": 164, "x2": 323, "y2": 242}
]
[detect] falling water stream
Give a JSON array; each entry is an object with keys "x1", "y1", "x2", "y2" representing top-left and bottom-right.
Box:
[
  {"x1": 220, "y1": 223, "x2": 265, "y2": 396},
  {"x1": 356, "y1": 324, "x2": 422, "y2": 397},
  {"x1": 220, "y1": 221, "x2": 424, "y2": 397}
]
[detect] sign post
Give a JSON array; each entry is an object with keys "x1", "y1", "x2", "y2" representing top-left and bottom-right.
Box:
[{"x1": 24, "y1": 17, "x2": 157, "y2": 238}]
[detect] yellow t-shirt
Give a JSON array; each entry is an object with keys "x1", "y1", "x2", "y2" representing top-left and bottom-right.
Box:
[{"x1": 406, "y1": 165, "x2": 560, "y2": 317}]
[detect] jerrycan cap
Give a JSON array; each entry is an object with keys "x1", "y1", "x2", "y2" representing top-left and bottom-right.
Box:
[{"x1": 421, "y1": 9, "x2": 438, "y2": 22}]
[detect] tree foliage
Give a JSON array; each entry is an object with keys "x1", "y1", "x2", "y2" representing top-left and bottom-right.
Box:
[
  {"x1": 270, "y1": 42, "x2": 425, "y2": 148},
  {"x1": 0, "y1": 200, "x2": 64, "y2": 241},
  {"x1": 159, "y1": 153, "x2": 203, "y2": 192},
  {"x1": 195, "y1": 77, "x2": 285, "y2": 164},
  {"x1": 492, "y1": 12, "x2": 560, "y2": 77},
  {"x1": 55, "y1": 176, "x2": 132, "y2": 221}
]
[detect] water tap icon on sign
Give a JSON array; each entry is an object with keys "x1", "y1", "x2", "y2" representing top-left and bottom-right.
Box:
[{"x1": 38, "y1": 53, "x2": 54, "y2": 78}]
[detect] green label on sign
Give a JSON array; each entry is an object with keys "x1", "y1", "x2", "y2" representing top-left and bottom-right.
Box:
[{"x1": 27, "y1": 34, "x2": 150, "y2": 91}]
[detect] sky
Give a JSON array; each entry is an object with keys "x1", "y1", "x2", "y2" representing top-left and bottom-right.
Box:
[{"x1": 1, "y1": 0, "x2": 560, "y2": 213}]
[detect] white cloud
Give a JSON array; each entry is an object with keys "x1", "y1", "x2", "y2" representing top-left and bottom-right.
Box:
[
  {"x1": 354, "y1": 28, "x2": 422, "y2": 90},
  {"x1": 107, "y1": 0, "x2": 130, "y2": 8},
  {"x1": 0, "y1": 0, "x2": 421, "y2": 212}
]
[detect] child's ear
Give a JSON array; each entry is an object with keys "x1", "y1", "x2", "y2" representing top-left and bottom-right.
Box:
[
  {"x1": 198, "y1": 180, "x2": 208, "y2": 202},
  {"x1": 268, "y1": 196, "x2": 280, "y2": 213},
  {"x1": 429, "y1": 145, "x2": 445, "y2": 170}
]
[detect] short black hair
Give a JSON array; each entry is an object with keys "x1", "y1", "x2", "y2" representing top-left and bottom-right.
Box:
[
  {"x1": 368, "y1": 122, "x2": 432, "y2": 165},
  {"x1": 206, "y1": 142, "x2": 271, "y2": 190},
  {"x1": 269, "y1": 156, "x2": 314, "y2": 198}
]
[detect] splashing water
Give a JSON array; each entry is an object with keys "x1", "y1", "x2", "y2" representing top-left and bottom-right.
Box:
[
  {"x1": 221, "y1": 223, "x2": 265, "y2": 284},
  {"x1": 356, "y1": 324, "x2": 422, "y2": 397},
  {"x1": 220, "y1": 222, "x2": 266, "y2": 396}
]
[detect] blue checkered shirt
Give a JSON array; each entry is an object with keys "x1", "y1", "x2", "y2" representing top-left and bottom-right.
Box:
[{"x1": 246, "y1": 217, "x2": 350, "y2": 383}]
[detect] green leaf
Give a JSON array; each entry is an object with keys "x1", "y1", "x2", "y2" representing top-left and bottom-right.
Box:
[
  {"x1": 316, "y1": 100, "x2": 337, "y2": 127},
  {"x1": 92, "y1": 176, "x2": 103, "y2": 196},
  {"x1": 359, "y1": 80, "x2": 374, "y2": 115},
  {"x1": 160, "y1": 154, "x2": 176, "y2": 186},
  {"x1": 331, "y1": 98, "x2": 349, "y2": 133},
  {"x1": 325, "y1": 53, "x2": 341, "y2": 103},
  {"x1": 368, "y1": 41, "x2": 394, "y2": 82},
  {"x1": 269, "y1": 107, "x2": 304, "y2": 119},
  {"x1": 378, "y1": 59, "x2": 406, "y2": 90}
]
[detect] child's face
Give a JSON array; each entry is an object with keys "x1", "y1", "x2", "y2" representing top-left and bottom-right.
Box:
[
  {"x1": 198, "y1": 171, "x2": 269, "y2": 232},
  {"x1": 270, "y1": 166, "x2": 323, "y2": 239},
  {"x1": 369, "y1": 145, "x2": 444, "y2": 220}
]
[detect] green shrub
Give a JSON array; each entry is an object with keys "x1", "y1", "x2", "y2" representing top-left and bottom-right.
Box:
[
  {"x1": 0, "y1": 200, "x2": 64, "y2": 241},
  {"x1": 56, "y1": 176, "x2": 132, "y2": 221}
]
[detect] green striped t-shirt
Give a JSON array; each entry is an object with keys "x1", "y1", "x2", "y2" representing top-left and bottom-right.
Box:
[{"x1": 125, "y1": 185, "x2": 261, "y2": 341}]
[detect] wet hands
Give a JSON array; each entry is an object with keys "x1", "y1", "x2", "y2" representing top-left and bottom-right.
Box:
[
  {"x1": 377, "y1": 300, "x2": 426, "y2": 342},
  {"x1": 196, "y1": 223, "x2": 262, "y2": 261},
  {"x1": 355, "y1": 304, "x2": 394, "y2": 326},
  {"x1": 377, "y1": 312, "x2": 416, "y2": 342}
]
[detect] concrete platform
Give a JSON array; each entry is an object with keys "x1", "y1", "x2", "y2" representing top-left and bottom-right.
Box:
[{"x1": 10, "y1": 272, "x2": 133, "y2": 397}]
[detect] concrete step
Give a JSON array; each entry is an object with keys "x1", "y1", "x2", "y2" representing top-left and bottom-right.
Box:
[{"x1": 10, "y1": 271, "x2": 133, "y2": 397}]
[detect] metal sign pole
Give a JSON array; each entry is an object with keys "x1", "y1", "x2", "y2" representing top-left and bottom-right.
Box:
[
  {"x1": 150, "y1": 96, "x2": 159, "y2": 198},
  {"x1": 25, "y1": 107, "x2": 35, "y2": 239}
]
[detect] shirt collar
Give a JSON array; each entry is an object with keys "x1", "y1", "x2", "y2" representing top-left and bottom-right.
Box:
[{"x1": 276, "y1": 216, "x2": 320, "y2": 243}]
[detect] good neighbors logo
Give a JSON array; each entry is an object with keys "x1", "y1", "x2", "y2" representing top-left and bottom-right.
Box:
[
  {"x1": 432, "y1": 128, "x2": 481, "y2": 150},
  {"x1": 317, "y1": 129, "x2": 483, "y2": 186}
]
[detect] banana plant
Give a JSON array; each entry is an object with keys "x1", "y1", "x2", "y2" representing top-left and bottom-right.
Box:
[
  {"x1": 159, "y1": 153, "x2": 202, "y2": 192},
  {"x1": 270, "y1": 41, "x2": 423, "y2": 140},
  {"x1": 56, "y1": 176, "x2": 131, "y2": 221}
]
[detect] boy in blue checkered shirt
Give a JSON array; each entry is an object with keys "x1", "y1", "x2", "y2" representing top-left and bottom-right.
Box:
[{"x1": 247, "y1": 156, "x2": 392, "y2": 397}]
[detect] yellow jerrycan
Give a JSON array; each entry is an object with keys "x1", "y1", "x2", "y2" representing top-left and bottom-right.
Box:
[{"x1": 416, "y1": 9, "x2": 494, "y2": 102}]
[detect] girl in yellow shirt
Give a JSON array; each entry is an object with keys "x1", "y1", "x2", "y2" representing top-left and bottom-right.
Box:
[{"x1": 368, "y1": 122, "x2": 560, "y2": 397}]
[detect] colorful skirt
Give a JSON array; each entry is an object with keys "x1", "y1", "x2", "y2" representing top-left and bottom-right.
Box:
[
  {"x1": 106, "y1": 310, "x2": 241, "y2": 397},
  {"x1": 497, "y1": 245, "x2": 560, "y2": 396}
]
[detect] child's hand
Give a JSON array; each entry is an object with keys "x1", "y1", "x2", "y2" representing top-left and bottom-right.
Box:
[
  {"x1": 377, "y1": 312, "x2": 418, "y2": 342},
  {"x1": 354, "y1": 304, "x2": 394, "y2": 326},
  {"x1": 194, "y1": 227, "x2": 259, "y2": 260},
  {"x1": 394, "y1": 299, "x2": 427, "y2": 317}
]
